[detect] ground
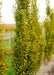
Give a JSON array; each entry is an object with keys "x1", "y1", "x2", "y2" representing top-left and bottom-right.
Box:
[{"x1": 37, "y1": 55, "x2": 54, "y2": 75}]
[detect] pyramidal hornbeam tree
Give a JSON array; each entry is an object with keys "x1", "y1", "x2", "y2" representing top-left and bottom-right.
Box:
[
  {"x1": 13, "y1": 0, "x2": 31, "y2": 75},
  {"x1": 28, "y1": 0, "x2": 45, "y2": 72},
  {"x1": 50, "y1": 10, "x2": 54, "y2": 54},
  {"x1": 13, "y1": 0, "x2": 45, "y2": 74},
  {"x1": 44, "y1": 0, "x2": 54, "y2": 61}
]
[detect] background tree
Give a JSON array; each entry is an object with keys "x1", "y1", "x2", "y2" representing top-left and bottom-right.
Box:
[
  {"x1": 50, "y1": 10, "x2": 54, "y2": 53},
  {"x1": 28, "y1": 0, "x2": 45, "y2": 72},
  {"x1": 44, "y1": 0, "x2": 54, "y2": 61}
]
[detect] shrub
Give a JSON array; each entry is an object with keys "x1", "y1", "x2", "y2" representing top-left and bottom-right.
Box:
[
  {"x1": 10, "y1": 26, "x2": 12, "y2": 31},
  {"x1": 0, "y1": 25, "x2": 4, "y2": 31},
  {"x1": 5, "y1": 26, "x2": 10, "y2": 32},
  {"x1": 9, "y1": 26, "x2": 16, "y2": 31},
  {"x1": 12, "y1": 27, "x2": 16, "y2": 31},
  {"x1": 0, "y1": 24, "x2": 8, "y2": 75}
]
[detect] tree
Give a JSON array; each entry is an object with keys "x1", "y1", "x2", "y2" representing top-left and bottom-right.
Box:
[
  {"x1": 50, "y1": 10, "x2": 54, "y2": 53},
  {"x1": 13, "y1": 0, "x2": 31, "y2": 75},
  {"x1": 13, "y1": 0, "x2": 45, "y2": 74},
  {"x1": 44, "y1": 0, "x2": 54, "y2": 61},
  {"x1": 28, "y1": 0, "x2": 45, "y2": 72}
]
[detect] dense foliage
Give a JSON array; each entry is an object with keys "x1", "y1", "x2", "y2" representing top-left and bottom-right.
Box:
[
  {"x1": 0, "y1": 0, "x2": 54, "y2": 75},
  {"x1": 0, "y1": 24, "x2": 7, "y2": 75},
  {"x1": 5, "y1": 26, "x2": 16, "y2": 31},
  {"x1": 44, "y1": 0, "x2": 54, "y2": 61},
  {"x1": 50, "y1": 10, "x2": 54, "y2": 53},
  {"x1": 27, "y1": 0, "x2": 45, "y2": 73},
  {"x1": 13, "y1": 0, "x2": 45, "y2": 74}
]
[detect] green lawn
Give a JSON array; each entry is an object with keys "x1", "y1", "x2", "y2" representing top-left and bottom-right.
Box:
[
  {"x1": 4, "y1": 41, "x2": 14, "y2": 75},
  {"x1": 0, "y1": 31, "x2": 14, "y2": 75},
  {"x1": 0, "y1": 31, "x2": 15, "y2": 35},
  {"x1": 5, "y1": 31, "x2": 15, "y2": 34},
  {"x1": 5, "y1": 56, "x2": 14, "y2": 75},
  {"x1": 3, "y1": 41, "x2": 11, "y2": 47}
]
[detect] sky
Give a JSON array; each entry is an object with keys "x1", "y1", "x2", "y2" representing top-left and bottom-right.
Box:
[{"x1": 1, "y1": 0, "x2": 54, "y2": 24}]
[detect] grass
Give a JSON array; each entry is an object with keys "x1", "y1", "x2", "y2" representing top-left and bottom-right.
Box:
[
  {"x1": 5, "y1": 56, "x2": 14, "y2": 75},
  {"x1": 4, "y1": 41, "x2": 14, "y2": 75},
  {"x1": 5, "y1": 31, "x2": 15, "y2": 34},
  {"x1": 0, "y1": 31, "x2": 14, "y2": 75},
  {"x1": 3, "y1": 41, "x2": 11, "y2": 47},
  {"x1": 0, "y1": 31, "x2": 15, "y2": 35},
  {"x1": 0, "y1": 31, "x2": 15, "y2": 75},
  {"x1": 3, "y1": 40, "x2": 14, "y2": 75}
]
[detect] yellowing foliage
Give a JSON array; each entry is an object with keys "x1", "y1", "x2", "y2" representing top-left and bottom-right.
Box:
[
  {"x1": 0, "y1": 25, "x2": 4, "y2": 31},
  {"x1": 5, "y1": 26, "x2": 16, "y2": 32},
  {"x1": 44, "y1": 0, "x2": 54, "y2": 61},
  {"x1": 12, "y1": 0, "x2": 45, "y2": 74},
  {"x1": 0, "y1": 24, "x2": 8, "y2": 75},
  {"x1": 5, "y1": 26, "x2": 10, "y2": 31},
  {"x1": 10, "y1": 26, "x2": 16, "y2": 31}
]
